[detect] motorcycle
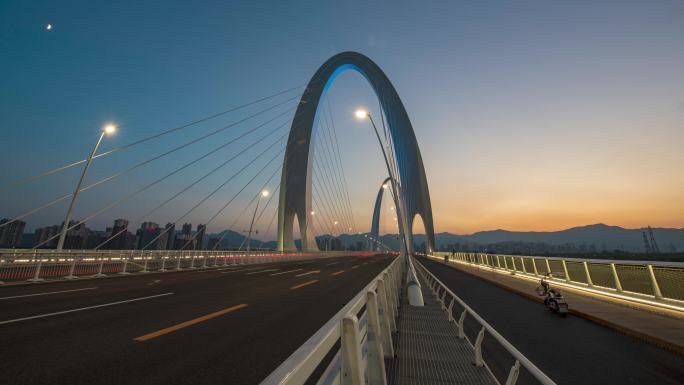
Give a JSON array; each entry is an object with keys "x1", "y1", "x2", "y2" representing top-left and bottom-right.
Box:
[{"x1": 535, "y1": 273, "x2": 569, "y2": 316}]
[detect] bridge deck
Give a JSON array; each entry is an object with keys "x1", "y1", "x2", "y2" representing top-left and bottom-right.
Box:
[{"x1": 387, "y1": 278, "x2": 495, "y2": 385}]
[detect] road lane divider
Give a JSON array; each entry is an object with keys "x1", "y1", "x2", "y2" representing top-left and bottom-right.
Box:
[
  {"x1": 351, "y1": 265, "x2": 360, "y2": 269},
  {"x1": 245, "y1": 269, "x2": 279, "y2": 275},
  {"x1": 133, "y1": 303, "x2": 248, "y2": 342},
  {"x1": 0, "y1": 292, "x2": 174, "y2": 326},
  {"x1": 221, "y1": 267, "x2": 266, "y2": 274},
  {"x1": 326, "y1": 262, "x2": 339, "y2": 266},
  {"x1": 0, "y1": 287, "x2": 97, "y2": 300},
  {"x1": 296, "y1": 270, "x2": 320, "y2": 277},
  {"x1": 195, "y1": 267, "x2": 242, "y2": 273},
  {"x1": 331, "y1": 270, "x2": 345, "y2": 276},
  {"x1": 270, "y1": 269, "x2": 303, "y2": 276},
  {"x1": 290, "y1": 280, "x2": 318, "y2": 290}
]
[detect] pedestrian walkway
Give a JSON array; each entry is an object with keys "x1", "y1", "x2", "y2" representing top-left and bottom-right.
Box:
[
  {"x1": 431, "y1": 256, "x2": 684, "y2": 354},
  {"x1": 386, "y1": 277, "x2": 495, "y2": 385}
]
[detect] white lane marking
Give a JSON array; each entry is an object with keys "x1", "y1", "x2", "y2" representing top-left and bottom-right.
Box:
[
  {"x1": 245, "y1": 269, "x2": 279, "y2": 275},
  {"x1": 147, "y1": 280, "x2": 161, "y2": 286},
  {"x1": 221, "y1": 267, "x2": 267, "y2": 274},
  {"x1": 327, "y1": 262, "x2": 339, "y2": 266},
  {"x1": 270, "y1": 269, "x2": 303, "y2": 276},
  {"x1": 196, "y1": 267, "x2": 242, "y2": 273},
  {"x1": 0, "y1": 287, "x2": 98, "y2": 300},
  {"x1": 296, "y1": 270, "x2": 320, "y2": 277},
  {"x1": 0, "y1": 292, "x2": 174, "y2": 326}
]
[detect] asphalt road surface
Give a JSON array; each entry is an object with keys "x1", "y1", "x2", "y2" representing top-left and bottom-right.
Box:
[
  {"x1": 0, "y1": 254, "x2": 394, "y2": 385},
  {"x1": 418, "y1": 256, "x2": 684, "y2": 385}
]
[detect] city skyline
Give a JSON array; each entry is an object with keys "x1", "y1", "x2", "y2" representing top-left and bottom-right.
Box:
[{"x1": 2, "y1": 0, "x2": 683, "y2": 237}]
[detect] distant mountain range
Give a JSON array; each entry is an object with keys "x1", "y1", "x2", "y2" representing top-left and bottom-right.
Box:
[
  {"x1": 208, "y1": 224, "x2": 683, "y2": 253},
  {"x1": 408, "y1": 224, "x2": 684, "y2": 253}
]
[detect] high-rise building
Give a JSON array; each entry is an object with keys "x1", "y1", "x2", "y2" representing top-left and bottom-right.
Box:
[
  {"x1": 0, "y1": 218, "x2": 26, "y2": 248},
  {"x1": 195, "y1": 224, "x2": 206, "y2": 250},
  {"x1": 164, "y1": 223, "x2": 175, "y2": 250},
  {"x1": 34, "y1": 225, "x2": 60, "y2": 248},
  {"x1": 136, "y1": 222, "x2": 160, "y2": 249},
  {"x1": 108, "y1": 219, "x2": 129, "y2": 250},
  {"x1": 174, "y1": 223, "x2": 193, "y2": 249},
  {"x1": 63, "y1": 220, "x2": 89, "y2": 249}
]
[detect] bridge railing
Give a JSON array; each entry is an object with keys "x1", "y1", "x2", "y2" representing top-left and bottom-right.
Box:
[
  {"x1": 0, "y1": 249, "x2": 359, "y2": 283},
  {"x1": 413, "y1": 257, "x2": 556, "y2": 385},
  {"x1": 261, "y1": 254, "x2": 403, "y2": 385},
  {"x1": 429, "y1": 252, "x2": 684, "y2": 311}
]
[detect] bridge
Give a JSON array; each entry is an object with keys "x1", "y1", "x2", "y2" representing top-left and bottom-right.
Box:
[{"x1": 1, "y1": 52, "x2": 683, "y2": 385}]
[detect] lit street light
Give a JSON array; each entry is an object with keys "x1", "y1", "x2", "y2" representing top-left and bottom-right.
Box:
[
  {"x1": 57, "y1": 123, "x2": 116, "y2": 253},
  {"x1": 354, "y1": 109, "x2": 410, "y2": 256}
]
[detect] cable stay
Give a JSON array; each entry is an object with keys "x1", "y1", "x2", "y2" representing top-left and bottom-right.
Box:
[
  {"x1": 34, "y1": 117, "x2": 291, "y2": 250},
  {"x1": 0, "y1": 85, "x2": 304, "y2": 192}
]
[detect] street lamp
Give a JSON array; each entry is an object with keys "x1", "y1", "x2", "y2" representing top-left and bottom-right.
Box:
[
  {"x1": 354, "y1": 109, "x2": 410, "y2": 256},
  {"x1": 57, "y1": 123, "x2": 116, "y2": 252},
  {"x1": 246, "y1": 189, "x2": 269, "y2": 252}
]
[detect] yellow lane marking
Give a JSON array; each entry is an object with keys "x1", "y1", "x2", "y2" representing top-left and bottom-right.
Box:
[
  {"x1": 331, "y1": 270, "x2": 345, "y2": 276},
  {"x1": 133, "y1": 303, "x2": 248, "y2": 342},
  {"x1": 290, "y1": 280, "x2": 318, "y2": 290}
]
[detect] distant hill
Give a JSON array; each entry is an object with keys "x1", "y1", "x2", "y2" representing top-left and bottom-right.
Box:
[
  {"x1": 207, "y1": 224, "x2": 684, "y2": 254},
  {"x1": 414, "y1": 224, "x2": 684, "y2": 253}
]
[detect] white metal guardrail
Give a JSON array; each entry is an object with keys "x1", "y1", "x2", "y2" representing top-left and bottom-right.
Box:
[
  {"x1": 413, "y1": 258, "x2": 557, "y2": 385},
  {"x1": 0, "y1": 249, "x2": 361, "y2": 283},
  {"x1": 261, "y1": 255, "x2": 403, "y2": 385},
  {"x1": 430, "y1": 252, "x2": 684, "y2": 312}
]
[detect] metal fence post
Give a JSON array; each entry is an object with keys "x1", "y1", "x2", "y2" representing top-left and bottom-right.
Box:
[
  {"x1": 505, "y1": 360, "x2": 521, "y2": 385},
  {"x1": 562, "y1": 260, "x2": 570, "y2": 282},
  {"x1": 120, "y1": 252, "x2": 131, "y2": 275},
  {"x1": 366, "y1": 291, "x2": 388, "y2": 385},
  {"x1": 532, "y1": 259, "x2": 539, "y2": 276},
  {"x1": 341, "y1": 315, "x2": 364, "y2": 385},
  {"x1": 610, "y1": 263, "x2": 623, "y2": 292},
  {"x1": 545, "y1": 259, "x2": 551, "y2": 274},
  {"x1": 142, "y1": 251, "x2": 149, "y2": 273},
  {"x1": 29, "y1": 254, "x2": 45, "y2": 282},
  {"x1": 95, "y1": 255, "x2": 105, "y2": 277},
  {"x1": 583, "y1": 261, "x2": 593, "y2": 287},
  {"x1": 376, "y1": 279, "x2": 395, "y2": 357},
  {"x1": 160, "y1": 252, "x2": 168, "y2": 272},
  {"x1": 457, "y1": 310, "x2": 466, "y2": 339},
  {"x1": 647, "y1": 264, "x2": 663, "y2": 300},
  {"x1": 447, "y1": 298, "x2": 455, "y2": 322},
  {"x1": 176, "y1": 253, "x2": 183, "y2": 270},
  {"x1": 381, "y1": 275, "x2": 397, "y2": 332},
  {"x1": 474, "y1": 326, "x2": 486, "y2": 367},
  {"x1": 64, "y1": 253, "x2": 79, "y2": 279}
]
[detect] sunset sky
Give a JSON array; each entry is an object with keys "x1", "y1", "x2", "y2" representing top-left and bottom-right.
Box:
[{"x1": 1, "y1": 0, "x2": 683, "y2": 238}]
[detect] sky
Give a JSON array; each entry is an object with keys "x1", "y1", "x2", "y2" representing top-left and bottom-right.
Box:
[{"x1": 1, "y1": 0, "x2": 683, "y2": 239}]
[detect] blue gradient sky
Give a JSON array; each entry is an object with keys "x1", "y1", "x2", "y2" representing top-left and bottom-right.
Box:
[{"x1": 1, "y1": 0, "x2": 683, "y2": 238}]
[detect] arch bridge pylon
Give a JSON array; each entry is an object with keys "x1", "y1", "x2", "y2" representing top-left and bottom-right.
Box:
[{"x1": 277, "y1": 51, "x2": 435, "y2": 254}]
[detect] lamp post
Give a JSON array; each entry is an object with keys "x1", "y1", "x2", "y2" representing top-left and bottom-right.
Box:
[
  {"x1": 354, "y1": 109, "x2": 410, "y2": 257},
  {"x1": 246, "y1": 190, "x2": 269, "y2": 252},
  {"x1": 57, "y1": 124, "x2": 116, "y2": 251}
]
